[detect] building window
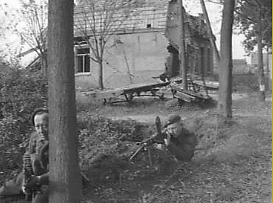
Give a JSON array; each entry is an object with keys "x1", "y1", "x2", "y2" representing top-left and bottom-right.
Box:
[{"x1": 76, "y1": 47, "x2": 90, "y2": 73}]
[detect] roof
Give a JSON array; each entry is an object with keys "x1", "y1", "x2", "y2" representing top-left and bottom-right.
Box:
[
  {"x1": 74, "y1": 0, "x2": 169, "y2": 37},
  {"x1": 74, "y1": 0, "x2": 211, "y2": 43}
]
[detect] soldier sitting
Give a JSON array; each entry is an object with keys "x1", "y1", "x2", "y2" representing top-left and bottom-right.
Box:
[
  {"x1": 0, "y1": 108, "x2": 88, "y2": 203},
  {"x1": 0, "y1": 108, "x2": 50, "y2": 202},
  {"x1": 22, "y1": 108, "x2": 50, "y2": 203}
]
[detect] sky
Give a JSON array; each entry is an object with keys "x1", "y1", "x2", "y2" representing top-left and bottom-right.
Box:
[{"x1": 0, "y1": 0, "x2": 249, "y2": 65}]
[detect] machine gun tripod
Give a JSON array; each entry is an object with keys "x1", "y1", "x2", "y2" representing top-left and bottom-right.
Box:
[{"x1": 129, "y1": 116, "x2": 165, "y2": 162}]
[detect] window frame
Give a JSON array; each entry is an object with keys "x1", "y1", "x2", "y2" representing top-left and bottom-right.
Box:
[{"x1": 75, "y1": 44, "x2": 91, "y2": 74}]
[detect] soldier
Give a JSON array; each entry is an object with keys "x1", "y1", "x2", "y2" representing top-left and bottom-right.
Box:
[
  {"x1": 22, "y1": 108, "x2": 49, "y2": 203},
  {"x1": 144, "y1": 114, "x2": 197, "y2": 162},
  {"x1": 0, "y1": 108, "x2": 49, "y2": 203},
  {"x1": 0, "y1": 108, "x2": 49, "y2": 202},
  {"x1": 162, "y1": 115, "x2": 197, "y2": 161},
  {"x1": 0, "y1": 108, "x2": 89, "y2": 202}
]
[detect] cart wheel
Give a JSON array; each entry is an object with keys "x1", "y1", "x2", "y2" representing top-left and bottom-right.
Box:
[
  {"x1": 171, "y1": 89, "x2": 177, "y2": 98},
  {"x1": 151, "y1": 89, "x2": 157, "y2": 96},
  {"x1": 126, "y1": 93, "x2": 134, "y2": 101},
  {"x1": 103, "y1": 98, "x2": 107, "y2": 105},
  {"x1": 194, "y1": 85, "x2": 201, "y2": 93},
  {"x1": 159, "y1": 93, "x2": 165, "y2": 100}
]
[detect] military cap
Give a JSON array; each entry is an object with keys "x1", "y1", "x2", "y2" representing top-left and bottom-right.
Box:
[
  {"x1": 31, "y1": 108, "x2": 48, "y2": 126},
  {"x1": 164, "y1": 114, "x2": 181, "y2": 128}
]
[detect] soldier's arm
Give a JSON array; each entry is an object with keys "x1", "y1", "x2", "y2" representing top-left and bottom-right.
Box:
[
  {"x1": 24, "y1": 172, "x2": 49, "y2": 189},
  {"x1": 38, "y1": 173, "x2": 49, "y2": 185},
  {"x1": 150, "y1": 130, "x2": 166, "y2": 144}
]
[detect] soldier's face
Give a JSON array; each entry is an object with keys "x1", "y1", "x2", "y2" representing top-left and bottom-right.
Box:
[
  {"x1": 166, "y1": 122, "x2": 182, "y2": 137},
  {"x1": 34, "y1": 113, "x2": 49, "y2": 140}
]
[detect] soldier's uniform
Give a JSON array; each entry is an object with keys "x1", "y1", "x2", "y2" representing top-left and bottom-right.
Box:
[
  {"x1": 0, "y1": 132, "x2": 49, "y2": 203},
  {"x1": 164, "y1": 127, "x2": 197, "y2": 161},
  {"x1": 26, "y1": 132, "x2": 49, "y2": 176},
  {"x1": 23, "y1": 131, "x2": 49, "y2": 203},
  {"x1": 152, "y1": 115, "x2": 197, "y2": 162}
]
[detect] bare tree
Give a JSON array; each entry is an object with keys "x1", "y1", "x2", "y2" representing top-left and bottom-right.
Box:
[
  {"x1": 74, "y1": 0, "x2": 142, "y2": 89},
  {"x1": 217, "y1": 0, "x2": 235, "y2": 118},
  {"x1": 0, "y1": 3, "x2": 24, "y2": 66},
  {"x1": 15, "y1": 0, "x2": 48, "y2": 74},
  {"x1": 48, "y1": 0, "x2": 82, "y2": 202}
]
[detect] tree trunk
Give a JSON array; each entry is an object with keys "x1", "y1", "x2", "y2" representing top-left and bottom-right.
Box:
[
  {"x1": 178, "y1": 0, "x2": 187, "y2": 90},
  {"x1": 41, "y1": 52, "x2": 47, "y2": 76},
  {"x1": 98, "y1": 59, "x2": 104, "y2": 90},
  {"x1": 98, "y1": 38, "x2": 104, "y2": 90},
  {"x1": 217, "y1": 0, "x2": 235, "y2": 118},
  {"x1": 48, "y1": 0, "x2": 82, "y2": 202},
  {"x1": 257, "y1": 25, "x2": 265, "y2": 101},
  {"x1": 199, "y1": 0, "x2": 220, "y2": 67},
  {"x1": 122, "y1": 48, "x2": 133, "y2": 84}
]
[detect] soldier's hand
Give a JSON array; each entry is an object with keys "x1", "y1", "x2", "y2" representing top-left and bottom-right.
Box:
[
  {"x1": 137, "y1": 139, "x2": 153, "y2": 146},
  {"x1": 24, "y1": 176, "x2": 41, "y2": 189},
  {"x1": 164, "y1": 133, "x2": 171, "y2": 146}
]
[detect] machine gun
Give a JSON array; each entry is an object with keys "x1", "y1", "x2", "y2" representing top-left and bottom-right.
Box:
[{"x1": 129, "y1": 116, "x2": 164, "y2": 161}]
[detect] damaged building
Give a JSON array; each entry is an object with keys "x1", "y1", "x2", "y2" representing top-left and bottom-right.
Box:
[{"x1": 73, "y1": 0, "x2": 214, "y2": 89}]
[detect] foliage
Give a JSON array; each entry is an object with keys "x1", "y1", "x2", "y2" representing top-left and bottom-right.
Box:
[
  {"x1": 234, "y1": 0, "x2": 272, "y2": 52},
  {"x1": 77, "y1": 115, "x2": 151, "y2": 170},
  {"x1": 0, "y1": 115, "x2": 28, "y2": 170},
  {"x1": 0, "y1": 69, "x2": 47, "y2": 118},
  {"x1": 0, "y1": 68, "x2": 47, "y2": 170}
]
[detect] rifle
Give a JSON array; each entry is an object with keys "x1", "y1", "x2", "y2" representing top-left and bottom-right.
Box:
[
  {"x1": 22, "y1": 140, "x2": 47, "y2": 201},
  {"x1": 22, "y1": 153, "x2": 33, "y2": 201},
  {"x1": 129, "y1": 116, "x2": 163, "y2": 161}
]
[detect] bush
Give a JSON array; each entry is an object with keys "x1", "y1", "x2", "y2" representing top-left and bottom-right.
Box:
[
  {"x1": 77, "y1": 115, "x2": 152, "y2": 170},
  {"x1": 0, "y1": 116, "x2": 28, "y2": 170},
  {"x1": 0, "y1": 69, "x2": 47, "y2": 119},
  {"x1": 0, "y1": 68, "x2": 47, "y2": 171}
]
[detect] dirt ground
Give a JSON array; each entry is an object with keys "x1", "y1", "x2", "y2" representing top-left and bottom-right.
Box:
[
  {"x1": 1, "y1": 82, "x2": 272, "y2": 203},
  {"x1": 76, "y1": 87, "x2": 272, "y2": 203}
]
